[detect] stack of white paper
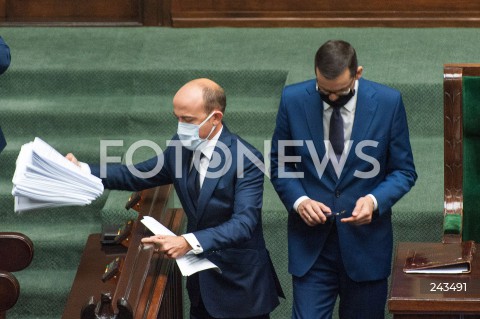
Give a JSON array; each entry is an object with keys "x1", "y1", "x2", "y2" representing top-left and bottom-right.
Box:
[{"x1": 12, "y1": 137, "x2": 104, "y2": 213}]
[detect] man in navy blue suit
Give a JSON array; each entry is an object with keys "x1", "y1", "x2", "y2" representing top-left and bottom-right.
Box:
[
  {"x1": 270, "y1": 40, "x2": 417, "y2": 318},
  {"x1": 0, "y1": 36, "x2": 10, "y2": 153},
  {"x1": 0, "y1": 36, "x2": 11, "y2": 75},
  {"x1": 68, "y1": 78, "x2": 283, "y2": 319}
]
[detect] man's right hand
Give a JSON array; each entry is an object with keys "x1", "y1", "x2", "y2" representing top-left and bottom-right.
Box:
[
  {"x1": 297, "y1": 199, "x2": 332, "y2": 226},
  {"x1": 65, "y1": 153, "x2": 80, "y2": 167}
]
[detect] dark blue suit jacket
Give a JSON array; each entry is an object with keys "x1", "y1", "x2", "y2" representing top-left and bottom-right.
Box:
[
  {"x1": 91, "y1": 125, "x2": 282, "y2": 317},
  {"x1": 271, "y1": 78, "x2": 417, "y2": 282},
  {"x1": 0, "y1": 127, "x2": 5, "y2": 153},
  {"x1": 0, "y1": 37, "x2": 9, "y2": 152},
  {"x1": 0, "y1": 36, "x2": 10, "y2": 75}
]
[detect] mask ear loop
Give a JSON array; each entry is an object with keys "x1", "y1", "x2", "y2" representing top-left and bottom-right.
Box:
[
  {"x1": 200, "y1": 111, "x2": 221, "y2": 141},
  {"x1": 199, "y1": 111, "x2": 217, "y2": 127}
]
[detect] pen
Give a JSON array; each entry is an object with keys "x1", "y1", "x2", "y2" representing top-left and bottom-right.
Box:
[{"x1": 326, "y1": 210, "x2": 346, "y2": 217}]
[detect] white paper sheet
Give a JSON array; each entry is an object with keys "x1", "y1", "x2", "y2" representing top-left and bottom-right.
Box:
[{"x1": 141, "y1": 216, "x2": 221, "y2": 276}]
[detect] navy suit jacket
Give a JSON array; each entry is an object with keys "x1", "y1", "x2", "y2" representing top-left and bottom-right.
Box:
[
  {"x1": 0, "y1": 127, "x2": 6, "y2": 153},
  {"x1": 0, "y1": 36, "x2": 10, "y2": 75},
  {"x1": 0, "y1": 37, "x2": 10, "y2": 153},
  {"x1": 91, "y1": 125, "x2": 282, "y2": 317},
  {"x1": 271, "y1": 78, "x2": 417, "y2": 281}
]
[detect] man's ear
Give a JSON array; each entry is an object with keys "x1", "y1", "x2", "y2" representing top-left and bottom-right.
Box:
[
  {"x1": 356, "y1": 66, "x2": 364, "y2": 79},
  {"x1": 212, "y1": 111, "x2": 223, "y2": 125}
]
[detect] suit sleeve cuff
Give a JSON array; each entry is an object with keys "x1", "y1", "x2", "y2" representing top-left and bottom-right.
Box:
[
  {"x1": 367, "y1": 194, "x2": 378, "y2": 211},
  {"x1": 293, "y1": 196, "x2": 310, "y2": 213},
  {"x1": 181, "y1": 233, "x2": 203, "y2": 254}
]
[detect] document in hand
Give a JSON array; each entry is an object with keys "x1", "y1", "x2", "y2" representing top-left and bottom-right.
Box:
[
  {"x1": 141, "y1": 216, "x2": 221, "y2": 276},
  {"x1": 11, "y1": 137, "x2": 104, "y2": 212}
]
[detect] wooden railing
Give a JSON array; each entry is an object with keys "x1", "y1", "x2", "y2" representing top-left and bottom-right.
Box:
[
  {"x1": 62, "y1": 184, "x2": 185, "y2": 319},
  {"x1": 1, "y1": 0, "x2": 480, "y2": 27}
]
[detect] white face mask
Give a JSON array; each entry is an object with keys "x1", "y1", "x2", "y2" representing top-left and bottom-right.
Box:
[{"x1": 177, "y1": 112, "x2": 217, "y2": 151}]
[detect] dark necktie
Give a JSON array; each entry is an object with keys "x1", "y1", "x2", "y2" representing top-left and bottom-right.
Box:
[
  {"x1": 329, "y1": 106, "x2": 344, "y2": 157},
  {"x1": 187, "y1": 153, "x2": 203, "y2": 205}
]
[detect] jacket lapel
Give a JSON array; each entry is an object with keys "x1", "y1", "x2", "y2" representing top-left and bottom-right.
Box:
[
  {"x1": 179, "y1": 148, "x2": 198, "y2": 216},
  {"x1": 195, "y1": 125, "x2": 233, "y2": 219},
  {"x1": 304, "y1": 83, "x2": 327, "y2": 158},
  {"x1": 304, "y1": 82, "x2": 338, "y2": 182},
  {"x1": 337, "y1": 79, "x2": 377, "y2": 185}
]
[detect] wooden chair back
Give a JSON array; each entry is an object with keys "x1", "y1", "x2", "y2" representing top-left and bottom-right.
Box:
[
  {"x1": 0, "y1": 232, "x2": 34, "y2": 318},
  {"x1": 443, "y1": 64, "x2": 480, "y2": 243}
]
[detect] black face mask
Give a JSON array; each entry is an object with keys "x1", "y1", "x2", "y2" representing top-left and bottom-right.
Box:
[{"x1": 319, "y1": 89, "x2": 356, "y2": 108}]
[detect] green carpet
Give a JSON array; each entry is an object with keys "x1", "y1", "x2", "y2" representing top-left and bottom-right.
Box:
[{"x1": 0, "y1": 27, "x2": 474, "y2": 319}]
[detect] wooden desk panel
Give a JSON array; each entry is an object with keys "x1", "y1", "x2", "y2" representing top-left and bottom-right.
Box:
[
  {"x1": 62, "y1": 185, "x2": 184, "y2": 319},
  {"x1": 389, "y1": 242, "x2": 480, "y2": 318},
  {"x1": 62, "y1": 234, "x2": 127, "y2": 319}
]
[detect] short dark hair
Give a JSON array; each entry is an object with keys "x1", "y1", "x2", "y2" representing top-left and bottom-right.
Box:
[
  {"x1": 314, "y1": 40, "x2": 358, "y2": 80},
  {"x1": 203, "y1": 85, "x2": 226, "y2": 114}
]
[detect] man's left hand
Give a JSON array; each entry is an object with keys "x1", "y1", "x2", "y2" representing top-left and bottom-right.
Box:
[
  {"x1": 340, "y1": 196, "x2": 374, "y2": 225},
  {"x1": 141, "y1": 235, "x2": 192, "y2": 259}
]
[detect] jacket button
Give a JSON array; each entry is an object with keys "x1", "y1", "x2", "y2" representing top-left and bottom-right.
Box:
[{"x1": 335, "y1": 190, "x2": 341, "y2": 198}]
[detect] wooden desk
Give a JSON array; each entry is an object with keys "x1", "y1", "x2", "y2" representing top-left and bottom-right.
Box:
[
  {"x1": 62, "y1": 234, "x2": 127, "y2": 318},
  {"x1": 389, "y1": 242, "x2": 480, "y2": 318},
  {"x1": 62, "y1": 185, "x2": 185, "y2": 319}
]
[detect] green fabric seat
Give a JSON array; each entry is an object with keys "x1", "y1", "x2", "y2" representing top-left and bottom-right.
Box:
[{"x1": 462, "y1": 76, "x2": 480, "y2": 242}]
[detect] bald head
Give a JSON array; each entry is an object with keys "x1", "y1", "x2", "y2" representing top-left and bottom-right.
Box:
[
  {"x1": 173, "y1": 78, "x2": 226, "y2": 115},
  {"x1": 172, "y1": 78, "x2": 225, "y2": 140},
  {"x1": 188, "y1": 78, "x2": 221, "y2": 90}
]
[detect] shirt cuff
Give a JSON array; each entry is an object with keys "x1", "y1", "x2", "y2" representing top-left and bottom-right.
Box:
[
  {"x1": 79, "y1": 162, "x2": 91, "y2": 174},
  {"x1": 293, "y1": 196, "x2": 310, "y2": 213},
  {"x1": 367, "y1": 194, "x2": 378, "y2": 211},
  {"x1": 182, "y1": 233, "x2": 203, "y2": 254}
]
